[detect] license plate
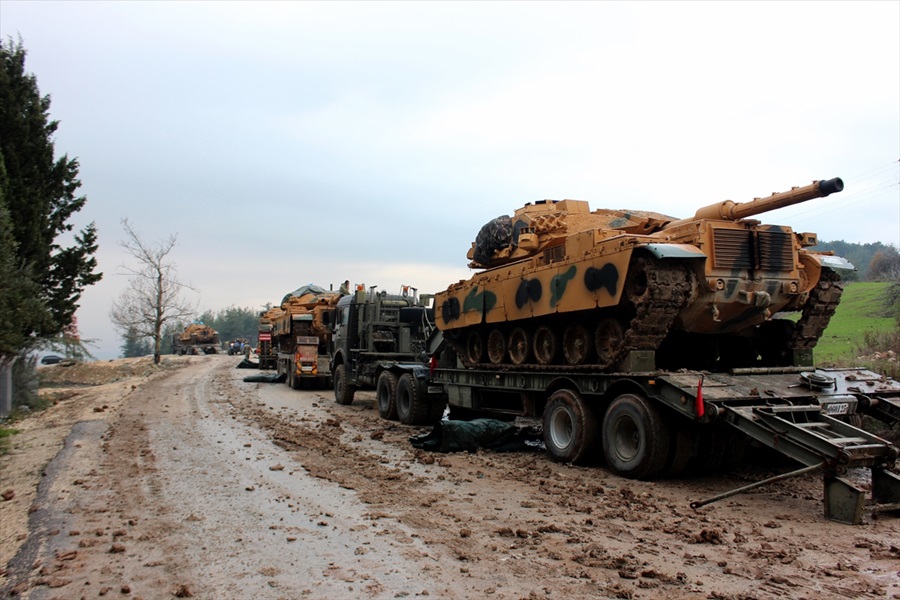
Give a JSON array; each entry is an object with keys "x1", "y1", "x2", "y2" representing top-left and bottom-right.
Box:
[
  {"x1": 824, "y1": 402, "x2": 849, "y2": 415},
  {"x1": 427, "y1": 385, "x2": 443, "y2": 394}
]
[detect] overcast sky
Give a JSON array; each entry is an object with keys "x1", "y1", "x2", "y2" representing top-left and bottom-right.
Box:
[{"x1": 2, "y1": 1, "x2": 898, "y2": 360}]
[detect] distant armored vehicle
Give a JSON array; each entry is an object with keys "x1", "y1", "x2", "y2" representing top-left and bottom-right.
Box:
[{"x1": 173, "y1": 324, "x2": 220, "y2": 355}]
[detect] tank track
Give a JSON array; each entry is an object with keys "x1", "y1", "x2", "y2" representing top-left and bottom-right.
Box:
[
  {"x1": 791, "y1": 268, "x2": 843, "y2": 350},
  {"x1": 617, "y1": 261, "x2": 695, "y2": 364},
  {"x1": 448, "y1": 260, "x2": 696, "y2": 372}
]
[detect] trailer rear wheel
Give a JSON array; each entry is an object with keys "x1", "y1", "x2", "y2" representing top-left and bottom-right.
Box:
[
  {"x1": 542, "y1": 389, "x2": 598, "y2": 464},
  {"x1": 376, "y1": 371, "x2": 399, "y2": 420},
  {"x1": 397, "y1": 373, "x2": 429, "y2": 425},
  {"x1": 334, "y1": 364, "x2": 355, "y2": 405},
  {"x1": 602, "y1": 393, "x2": 669, "y2": 480}
]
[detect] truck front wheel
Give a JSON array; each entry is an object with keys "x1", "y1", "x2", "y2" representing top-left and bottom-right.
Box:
[
  {"x1": 602, "y1": 393, "x2": 669, "y2": 480},
  {"x1": 334, "y1": 364, "x2": 355, "y2": 405},
  {"x1": 376, "y1": 371, "x2": 399, "y2": 420},
  {"x1": 542, "y1": 389, "x2": 598, "y2": 464}
]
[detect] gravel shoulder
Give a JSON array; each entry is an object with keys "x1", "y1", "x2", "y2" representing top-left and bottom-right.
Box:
[{"x1": 2, "y1": 355, "x2": 899, "y2": 599}]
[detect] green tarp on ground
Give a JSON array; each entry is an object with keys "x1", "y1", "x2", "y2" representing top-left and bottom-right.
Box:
[
  {"x1": 409, "y1": 418, "x2": 542, "y2": 453},
  {"x1": 242, "y1": 373, "x2": 286, "y2": 383}
]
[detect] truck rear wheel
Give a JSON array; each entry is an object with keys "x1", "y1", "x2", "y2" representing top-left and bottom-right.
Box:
[
  {"x1": 334, "y1": 364, "x2": 355, "y2": 405},
  {"x1": 602, "y1": 393, "x2": 669, "y2": 480},
  {"x1": 542, "y1": 389, "x2": 598, "y2": 464},
  {"x1": 397, "y1": 373, "x2": 429, "y2": 425},
  {"x1": 376, "y1": 371, "x2": 399, "y2": 420}
]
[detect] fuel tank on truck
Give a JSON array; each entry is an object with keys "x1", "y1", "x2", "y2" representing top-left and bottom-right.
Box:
[{"x1": 435, "y1": 178, "x2": 853, "y2": 372}]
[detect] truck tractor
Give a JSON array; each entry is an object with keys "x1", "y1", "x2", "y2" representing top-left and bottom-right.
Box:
[{"x1": 330, "y1": 284, "x2": 445, "y2": 425}]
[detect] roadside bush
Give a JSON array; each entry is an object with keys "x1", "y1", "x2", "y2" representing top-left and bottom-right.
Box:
[
  {"x1": 11, "y1": 354, "x2": 49, "y2": 413},
  {"x1": 853, "y1": 325, "x2": 900, "y2": 380},
  {"x1": 0, "y1": 425, "x2": 19, "y2": 455}
]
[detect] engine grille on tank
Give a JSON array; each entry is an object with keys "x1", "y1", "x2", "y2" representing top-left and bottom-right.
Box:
[{"x1": 712, "y1": 228, "x2": 794, "y2": 271}]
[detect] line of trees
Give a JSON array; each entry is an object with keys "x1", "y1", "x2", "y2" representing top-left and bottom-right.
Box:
[
  {"x1": 814, "y1": 241, "x2": 899, "y2": 282},
  {"x1": 1, "y1": 39, "x2": 102, "y2": 414}
]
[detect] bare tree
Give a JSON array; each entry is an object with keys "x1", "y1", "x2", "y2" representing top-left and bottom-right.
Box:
[{"x1": 110, "y1": 220, "x2": 196, "y2": 364}]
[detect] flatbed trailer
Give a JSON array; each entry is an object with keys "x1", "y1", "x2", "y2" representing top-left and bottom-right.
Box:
[{"x1": 435, "y1": 358, "x2": 900, "y2": 524}]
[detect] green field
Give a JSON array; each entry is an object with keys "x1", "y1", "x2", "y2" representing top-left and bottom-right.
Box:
[{"x1": 814, "y1": 281, "x2": 897, "y2": 364}]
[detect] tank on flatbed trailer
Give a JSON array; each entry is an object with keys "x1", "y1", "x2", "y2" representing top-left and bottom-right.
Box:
[
  {"x1": 426, "y1": 177, "x2": 900, "y2": 524},
  {"x1": 272, "y1": 284, "x2": 340, "y2": 389},
  {"x1": 330, "y1": 284, "x2": 445, "y2": 425},
  {"x1": 172, "y1": 323, "x2": 220, "y2": 355}
]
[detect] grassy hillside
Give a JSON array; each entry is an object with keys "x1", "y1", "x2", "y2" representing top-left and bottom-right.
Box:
[{"x1": 814, "y1": 281, "x2": 897, "y2": 365}]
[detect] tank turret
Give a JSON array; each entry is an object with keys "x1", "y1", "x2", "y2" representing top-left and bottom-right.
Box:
[{"x1": 436, "y1": 178, "x2": 851, "y2": 372}]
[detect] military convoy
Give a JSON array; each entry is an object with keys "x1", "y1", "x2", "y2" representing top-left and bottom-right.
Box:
[{"x1": 250, "y1": 178, "x2": 900, "y2": 524}]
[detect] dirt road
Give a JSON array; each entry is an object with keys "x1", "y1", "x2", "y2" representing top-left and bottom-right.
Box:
[{"x1": 1, "y1": 355, "x2": 899, "y2": 599}]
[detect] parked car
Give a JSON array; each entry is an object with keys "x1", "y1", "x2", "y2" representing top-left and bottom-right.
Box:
[{"x1": 40, "y1": 354, "x2": 62, "y2": 365}]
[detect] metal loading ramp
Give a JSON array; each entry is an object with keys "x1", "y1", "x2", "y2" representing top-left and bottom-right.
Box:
[
  {"x1": 713, "y1": 387, "x2": 900, "y2": 525},
  {"x1": 668, "y1": 367, "x2": 900, "y2": 524}
]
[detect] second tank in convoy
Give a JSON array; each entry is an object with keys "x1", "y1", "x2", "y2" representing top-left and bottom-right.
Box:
[{"x1": 434, "y1": 178, "x2": 853, "y2": 371}]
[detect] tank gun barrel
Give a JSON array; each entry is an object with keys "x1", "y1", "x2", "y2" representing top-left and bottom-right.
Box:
[{"x1": 666, "y1": 178, "x2": 843, "y2": 228}]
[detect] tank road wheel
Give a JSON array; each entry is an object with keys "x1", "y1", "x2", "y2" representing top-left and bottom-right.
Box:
[
  {"x1": 625, "y1": 254, "x2": 653, "y2": 303},
  {"x1": 487, "y1": 329, "x2": 507, "y2": 365},
  {"x1": 333, "y1": 363, "x2": 356, "y2": 406},
  {"x1": 563, "y1": 323, "x2": 592, "y2": 365},
  {"x1": 397, "y1": 373, "x2": 429, "y2": 425},
  {"x1": 465, "y1": 330, "x2": 485, "y2": 364},
  {"x1": 542, "y1": 389, "x2": 599, "y2": 464},
  {"x1": 376, "y1": 371, "x2": 399, "y2": 420},
  {"x1": 533, "y1": 325, "x2": 559, "y2": 365},
  {"x1": 508, "y1": 327, "x2": 530, "y2": 366},
  {"x1": 602, "y1": 393, "x2": 670, "y2": 480},
  {"x1": 595, "y1": 318, "x2": 625, "y2": 369}
]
